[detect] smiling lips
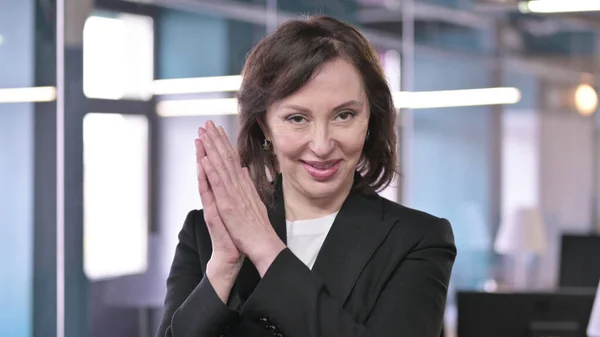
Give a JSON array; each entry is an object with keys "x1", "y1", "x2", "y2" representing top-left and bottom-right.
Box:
[{"x1": 302, "y1": 159, "x2": 342, "y2": 180}]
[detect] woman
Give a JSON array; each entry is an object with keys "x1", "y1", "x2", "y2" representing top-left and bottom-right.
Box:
[{"x1": 156, "y1": 15, "x2": 456, "y2": 337}]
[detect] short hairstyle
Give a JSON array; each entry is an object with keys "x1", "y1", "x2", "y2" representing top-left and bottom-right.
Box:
[{"x1": 236, "y1": 15, "x2": 398, "y2": 205}]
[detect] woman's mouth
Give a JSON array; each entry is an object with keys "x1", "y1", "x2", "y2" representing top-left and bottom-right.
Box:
[{"x1": 302, "y1": 160, "x2": 342, "y2": 181}]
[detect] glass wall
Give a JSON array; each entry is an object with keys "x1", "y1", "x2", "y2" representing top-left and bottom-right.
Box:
[{"x1": 0, "y1": 1, "x2": 35, "y2": 336}]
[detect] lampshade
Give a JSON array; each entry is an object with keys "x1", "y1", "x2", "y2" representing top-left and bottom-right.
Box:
[
  {"x1": 494, "y1": 207, "x2": 547, "y2": 255},
  {"x1": 588, "y1": 281, "x2": 600, "y2": 337}
]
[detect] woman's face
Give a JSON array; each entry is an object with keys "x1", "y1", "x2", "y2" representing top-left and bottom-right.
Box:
[{"x1": 264, "y1": 58, "x2": 370, "y2": 202}]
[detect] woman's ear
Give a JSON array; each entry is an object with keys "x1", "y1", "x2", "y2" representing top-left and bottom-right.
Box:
[{"x1": 257, "y1": 118, "x2": 271, "y2": 141}]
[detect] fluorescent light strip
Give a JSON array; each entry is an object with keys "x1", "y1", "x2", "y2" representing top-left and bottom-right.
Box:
[
  {"x1": 0, "y1": 86, "x2": 57, "y2": 103},
  {"x1": 157, "y1": 98, "x2": 239, "y2": 117},
  {"x1": 0, "y1": 79, "x2": 521, "y2": 112},
  {"x1": 152, "y1": 75, "x2": 242, "y2": 95},
  {"x1": 393, "y1": 87, "x2": 522, "y2": 109},
  {"x1": 0, "y1": 75, "x2": 240, "y2": 104},
  {"x1": 519, "y1": 0, "x2": 600, "y2": 13},
  {"x1": 156, "y1": 87, "x2": 522, "y2": 117}
]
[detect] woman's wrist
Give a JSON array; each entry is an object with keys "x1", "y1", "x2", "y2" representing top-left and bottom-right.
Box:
[
  {"x1": 206, "y1": 259, "x2": 241, "y2": 304},
  {"x1": 248, "y1": 237, "x2": 286, "y2": 277}
]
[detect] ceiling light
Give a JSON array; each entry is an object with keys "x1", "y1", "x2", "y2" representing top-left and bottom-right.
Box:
[
  {"x1": 152, "y1": 75, "x2": 242, "y2": 95},
  {"x1": 574, "y1": 84, "x2": 598, "y2": 116},
  {"x1": 0, "y1": 86, "x2": 57, "y2": 103},
  {"x1": 519, "y1": 1, "x2": 600, "y2": 14},
  {"x1": 393, "y1": 87, "x2": 522, "y2": 109},
  {"x1": 156, "y1": 87, "x2": 522, "y2": 117},
  {"x1": 156, "y1": 98, "x2": 239, "y2": 117}
]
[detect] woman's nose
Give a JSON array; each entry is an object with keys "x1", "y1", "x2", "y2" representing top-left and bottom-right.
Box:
[{"x1": 309, "y1": 126, "x2": 335, "y2": 158}]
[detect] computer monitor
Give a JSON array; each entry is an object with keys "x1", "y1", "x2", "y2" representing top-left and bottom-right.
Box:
[
  {"x1": 457, "y1": 290, "x2": 596, "y2": 337},
  {"x1": 559, "y1": 234, "x2": 600, "y2": 288}
]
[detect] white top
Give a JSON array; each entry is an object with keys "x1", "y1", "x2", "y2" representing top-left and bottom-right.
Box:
[{"x1": 286, "y1": 212, "x2": 338, "y2": 269}]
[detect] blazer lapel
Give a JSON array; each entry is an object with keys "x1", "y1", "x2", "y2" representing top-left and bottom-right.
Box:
[
  {"x1": 229, "y1": 173, "x2": 394, "y2": 309},
  {"x1": 311, "y1": 175, "x2": 396, "y2": 306}
]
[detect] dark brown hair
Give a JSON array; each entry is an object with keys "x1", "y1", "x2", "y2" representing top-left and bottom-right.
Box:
[{"x1": 237, "y1": 15, "x2": 397, "y2": 205}]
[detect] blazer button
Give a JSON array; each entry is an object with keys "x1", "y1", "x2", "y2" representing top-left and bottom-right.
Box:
[
  {"x1": 274, "y1": 332, "x2": 284, "y2": 337},
  {"x1": 220, "y1": 324, "x2": 232, "y2": 337},
  {"x1": 259, "y1": 317, "x2": 269, "y2": 327}
]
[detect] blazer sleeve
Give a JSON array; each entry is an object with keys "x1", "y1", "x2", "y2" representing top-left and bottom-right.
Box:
[
  {"x1": 240, "y1": 218, "x2": 456, "y2": 337},
  {"x1": 155, "y1": 210, "x2": 241, "y2": 337}
]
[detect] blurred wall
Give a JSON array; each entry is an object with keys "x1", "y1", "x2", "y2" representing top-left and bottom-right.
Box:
[
  {"x1": 94, "y1": 10, "x2": 262, "y2": 335},
  {"x1": 158, "y1": 10, "x2": 228, "y2": 79},
  {"x1": 538, "y1": 112, "x2": 596, "y2": 288},
  {"x1": 0, "y1": 107, "x2": 34, "y2": 337},
  {"x1": 410, "y1": 51, "x2": 556, "y2": 292},
  {"x1": 411, "y1": 51, "x2": 494, "y2": 290},
  {"x1": 0, "y1": 0, "x2": 35, "y2": 336}
]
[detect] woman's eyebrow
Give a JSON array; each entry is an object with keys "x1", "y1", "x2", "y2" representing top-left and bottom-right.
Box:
[{"x1": 281, "y1": 100, "x2": 364, "y2": 113}]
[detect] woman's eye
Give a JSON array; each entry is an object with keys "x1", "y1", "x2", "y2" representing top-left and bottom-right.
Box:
[
  {"x1": 288, "y1": 115, "x2": 306, "y2": 123},
  {"x1": 336, "y1": 110, "x2": 356, "y2": 121}
]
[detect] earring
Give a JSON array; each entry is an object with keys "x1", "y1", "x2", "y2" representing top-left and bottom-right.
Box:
[
  {"x1": 262, "y1": 139, "x2": 271, "y2": 151},
  {"x1": 366, "y1": 130, "x2": 370, "y2": 141}
]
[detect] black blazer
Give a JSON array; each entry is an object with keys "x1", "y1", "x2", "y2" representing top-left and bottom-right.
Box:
[{"x1": 156, "y1": 174, "x2": 457, "y2": 337}]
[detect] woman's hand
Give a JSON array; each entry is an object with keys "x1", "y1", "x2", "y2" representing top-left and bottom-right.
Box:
[
  {"x1": 198, "y1": 121, "x2": 286, "y2": 277},
  {"x1": 196, "y1": 132, "x2": 243, "y2": 302}
]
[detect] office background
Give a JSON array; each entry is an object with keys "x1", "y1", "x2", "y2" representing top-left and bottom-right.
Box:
[{"x1": 1, "y1": 0, "x2": 599, "y2": 337}]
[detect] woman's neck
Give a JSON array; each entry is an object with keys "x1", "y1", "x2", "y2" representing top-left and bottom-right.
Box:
[{"x1": 281, "y1": 178, "x2": 353, "y2": 222}]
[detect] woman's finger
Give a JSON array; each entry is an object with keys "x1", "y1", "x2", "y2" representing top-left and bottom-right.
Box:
[
  {"x1": 242, "y1": 167, "x2": 262, "y2": 201},
  {"x1": 196, "y1": 136, "x2": 240, "y2": 265},
  {"x1": 196, "y1": 139, "x2": 214, "y2": 204},
  {"x1": 201, "y1": 155, "x2": 231, "y2": 206},
  {"x1": 197, "y1": 140, "x2": 226, "y2": 237},
  {"x1": 242, "y1": 167, "x2": 270, "y2": 223},
  {"x1": 216, "y1": 126, "x2": 243, "y2": 174},
  {"x1": 195, "y1": 135, "x2": 206, "y2": 165},
  {"x1": 215, "y1": 126, "x2": 263, "y2": 214},
  {"x1": 199, "y1": 124, "x2": 237, "y2": 193},
  {"x1": 206, "y1": 121, "x2": 242, "y2": 184}
]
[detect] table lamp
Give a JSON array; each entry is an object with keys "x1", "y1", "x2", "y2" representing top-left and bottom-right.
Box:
[
  {"x1": 494, "y1": 207, "x2": 547, "y2": 290},
  {"x1": 588, "y1": 281, "x2": 600, "y2": 337}
]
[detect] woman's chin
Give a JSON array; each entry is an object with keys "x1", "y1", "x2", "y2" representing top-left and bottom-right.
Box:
[{"x1": 300, "y1": 174, "x2": 349, "y2": 200}]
